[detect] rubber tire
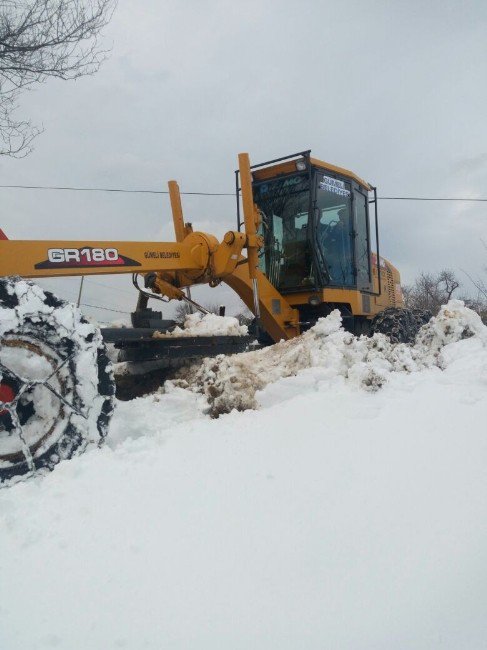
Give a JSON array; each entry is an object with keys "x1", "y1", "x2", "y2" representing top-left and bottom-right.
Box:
[
  {"x1": 412, "y1": 308, "x2": 433, "y2": 329},
  {"x1": 369, "y1": 307, "x2": 432, "y2": 344},
  {"x1": 0, "y1": 277, "x2": 115, "y2": 484}
]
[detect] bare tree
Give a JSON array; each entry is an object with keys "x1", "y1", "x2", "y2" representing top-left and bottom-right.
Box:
[
  {"x1": 234, "y1": 308, "x2": 253, "y2": 327},
  {"x1": 459, "y1": 292, "x2": 487, "y2": 320},
  {"x1": 173, "y1": 301, "x2": 193, "y2": 324},
  {"x1": 461, "y1": 241, "x2": 487, "y2": 322},
  {"x1": 471, "y1": 277, "x2": 487, "y2": 302},
  {"x1": 403, "y1": 269, "x2": 460, "y2": 315},
  {"x1": 463, "y1": 241, "x2": 487, "y2": 303},
  {"x1": 0, "y1": 0, "x2": 116, "y2": 156}
]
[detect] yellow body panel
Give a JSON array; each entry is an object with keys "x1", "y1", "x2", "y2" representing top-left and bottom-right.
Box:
[
  {"x1": 286, "y1": 288, "x2": 368, "y2": 312},
  {"x1": 0, "y1": 240, "x2": 198, "y2": 278},
  {"x1": 252, "y1": 156, "x2": 370, "y2": 191},
  {"x1": 168, "y1": 180, "x2": 187, "y2": 243},
  {"x1": 309, "y1": 157, "x2": 371, "y2": 190},
  {"x1": 225, "y1": 263, "x2": 299, "y2": 342},
  {"x1": 284, "y1": 257, "x2": 404, "y2": 317},
  {"x1": 0, "y1": 230, "x2": 247, "y2": 282},
  {"x1": 252, "y1": 160, "x2": 303, "y2": 181}
]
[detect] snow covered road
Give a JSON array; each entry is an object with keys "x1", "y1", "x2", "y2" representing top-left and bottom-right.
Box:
[{"x1": 1, "y1": 304, "x2": 487, "y2": 649}]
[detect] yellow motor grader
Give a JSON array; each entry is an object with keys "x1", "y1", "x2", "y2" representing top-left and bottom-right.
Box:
[{"x1": 0, "y1": 150, "x2": 425, "y2": 482}]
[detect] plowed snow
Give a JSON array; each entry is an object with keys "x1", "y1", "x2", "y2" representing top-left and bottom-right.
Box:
[
  {"x1": 171, "y1": 301, "x2": 487, "y2": 416},
  {"x1": 153, "y1": 312, "x2": 248, "y2": 338}
]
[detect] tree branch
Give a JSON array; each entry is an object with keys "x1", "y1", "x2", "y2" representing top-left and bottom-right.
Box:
[{"x1": 0, "y1": 0, "x2": 116, "y2": 156}]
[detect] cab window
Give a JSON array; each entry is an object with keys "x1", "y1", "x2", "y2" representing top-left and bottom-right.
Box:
[
  {"x1": 254, "y1": 175, "x2": 315, "y2": 290},
  {"x1": 315, "y1": 174, "x2": 354, "y2": 286}
]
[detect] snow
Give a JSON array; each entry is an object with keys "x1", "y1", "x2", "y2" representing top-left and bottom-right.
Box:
[
  {"x1": 1, "y1": 301, "x2": 487, "y2": 649},
  {"x1": 154, "y1": 312, "x2": 248, "y2": 338},
  {"x1": 172, "y1": 300, "x2": 486, "y2": 415},
  {"x1": 106, "y1": 318, "x2": 131, "y2": 328}
]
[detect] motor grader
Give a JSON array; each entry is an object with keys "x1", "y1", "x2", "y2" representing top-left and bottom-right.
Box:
[{"x1": 0, "y1": 150, "x2": 425, "y2": 483}]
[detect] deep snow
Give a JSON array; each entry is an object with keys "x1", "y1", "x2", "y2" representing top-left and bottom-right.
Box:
[{"x1": 1, "y1": 302, "x2": 487, "y2": 649}]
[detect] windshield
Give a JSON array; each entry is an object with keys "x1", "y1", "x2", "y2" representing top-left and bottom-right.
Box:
[
  {"x1": 253, "y1": 174, "x2": 315, "y2": 290},
  {"x1": 315, "y1": 174, "x2": 354, "y2": 286}
]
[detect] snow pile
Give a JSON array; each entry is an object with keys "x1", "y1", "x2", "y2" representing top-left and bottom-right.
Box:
[
  {"x1": 154, "y1": 311, "x2": 248, "y2": 338},
  {"x1": 106, "y1": 318, "x2": 130, "y2": 328},
  {"x1": 172, "y1": 300, "x2": 486, "y2": 416},
  {"x1": 415, "y1": 299, "x2": 487, "y2": 362}
]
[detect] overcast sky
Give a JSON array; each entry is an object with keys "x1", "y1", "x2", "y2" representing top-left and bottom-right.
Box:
[{"x1": 1, "y1": 0, "x2": 486, "y2": 321}]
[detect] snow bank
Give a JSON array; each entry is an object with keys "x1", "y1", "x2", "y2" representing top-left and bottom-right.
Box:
[
  {"x1": 154, "y1": 312, "x2": 248, "y2": 338},
  {"x1": 171, "y1": 300, "x2": 486, "y2": 416},
  {"x1": 1, "y1": 300, "x2": 487, "y2": 649}
]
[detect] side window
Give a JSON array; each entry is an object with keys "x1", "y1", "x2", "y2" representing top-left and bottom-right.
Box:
[
  {"x1": 315, "y1": 174, "x2": 354, "y2": 286},
  {"x1": 353, "y1": 190, "x2": 371, "y2": 289}
]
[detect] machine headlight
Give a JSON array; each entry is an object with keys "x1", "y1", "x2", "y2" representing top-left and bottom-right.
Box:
[{"x1": 296, "y1": 159, "x2": 306, "y2": 171}]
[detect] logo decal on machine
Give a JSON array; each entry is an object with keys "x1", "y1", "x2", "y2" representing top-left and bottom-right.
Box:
[
  {"x1": 35, "y1": 247, "x2": 142, "y2": 269},
  {"x1": 319, "y1": 175, "x2": 351, "y2": 197}
]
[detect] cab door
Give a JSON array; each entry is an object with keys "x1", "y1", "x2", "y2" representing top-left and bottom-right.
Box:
[{"x1": 352, "y1": 186, "x2": 372, "y2": 292}]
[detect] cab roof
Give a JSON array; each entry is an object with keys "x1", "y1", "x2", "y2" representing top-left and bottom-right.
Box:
[{"x1": 251, "y1": 154, "x2": 371, "y2": 191}]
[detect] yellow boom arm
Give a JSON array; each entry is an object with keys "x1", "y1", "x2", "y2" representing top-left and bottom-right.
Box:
[
  {"x1": 0, "y1": 153, "x2": 300, "y2": 342},
  {"x1": 0, "y1": 239, "x2": 201, "y2": 278}
]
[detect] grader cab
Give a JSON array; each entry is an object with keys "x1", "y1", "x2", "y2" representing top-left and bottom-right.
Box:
[{"x1": 237, "y1": 151, "x2": 403, "y2": 336}]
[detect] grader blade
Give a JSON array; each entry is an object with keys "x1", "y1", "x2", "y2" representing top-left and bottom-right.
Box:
[{"x1": 102, "y1": 327, "x2": 255, "y2": 399}]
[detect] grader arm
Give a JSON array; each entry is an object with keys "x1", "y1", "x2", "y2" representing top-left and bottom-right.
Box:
[
  {"x1": 0, "y1": 151, "x2": 299, "y2": 482},
  {"x1": 0, "y1": 152, "x2": 300, "y2": 345},
  {"x1": 0, "y1": 232, "x2": 245, "y2": 280},
  {"x1": 225, "y1": 263, "x2": 299, "y2": 342}
]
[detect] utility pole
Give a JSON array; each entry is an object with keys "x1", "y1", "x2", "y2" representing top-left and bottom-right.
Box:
[{"x1": 76, "y1": 276, "x2": 84, "y2": 308}]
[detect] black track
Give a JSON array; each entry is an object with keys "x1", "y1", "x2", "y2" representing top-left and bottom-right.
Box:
[{"x1": 369, "y1": 307, "x2": 432, "y2": 344}]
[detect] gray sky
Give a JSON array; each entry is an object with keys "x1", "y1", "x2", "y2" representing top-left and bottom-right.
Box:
[{"x1": 1, "y1": 0, "x2": 486, "y2": 322}]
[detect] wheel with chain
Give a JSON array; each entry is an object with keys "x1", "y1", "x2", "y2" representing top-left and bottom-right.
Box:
[
  {"x1": 369, "y1": 307, "x2": 432, "y2": 344},
  {"x1": 0, "y1": 277, "x2": 115, "y2": 485},
  {"x1": 412, "y1": 308, "x2": 433, "y2": 330}
]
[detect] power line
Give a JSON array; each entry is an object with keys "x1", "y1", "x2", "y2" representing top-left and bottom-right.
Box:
[
  {"x1": 83, "y1": 277, "x2": 134, "y2": 295},
  {"x1": 379, "y1": 196, "x2": 487, "y2": 202},
  {"x1": 0, "y1": 184, "x2": 234, "y2": 196},
  {"x1": 37, "y1": 280, "x2": 131, "y2": 314},
  {"x1": 0, "y1": 182, "x2": 485, "y2": 202},
  {"x1": 39, "y1": 277, "x2": 133, "y2": 298},
  {"x1": 80, "y1": 302, "x2": 130, "y2": 314}
]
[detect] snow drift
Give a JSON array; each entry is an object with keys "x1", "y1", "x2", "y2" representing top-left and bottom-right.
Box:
[{"x1": 1, "y1": 301, "x2": 486, "y2": 649}]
